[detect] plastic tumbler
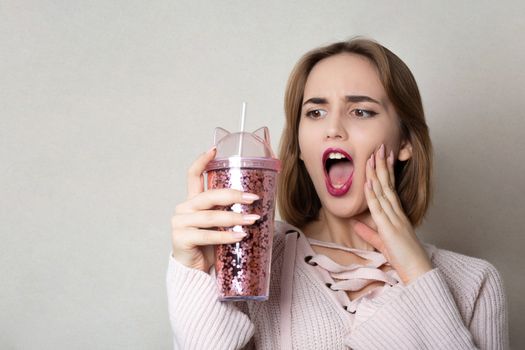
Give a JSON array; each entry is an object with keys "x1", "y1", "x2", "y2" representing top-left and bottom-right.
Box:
[{"x1": 204, "y1": 126, "x2": 281, "y2": 301}]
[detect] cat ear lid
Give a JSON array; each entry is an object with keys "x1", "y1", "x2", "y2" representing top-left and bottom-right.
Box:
[
  {"x1": 252, "y1": 126, "x2": 271, "y2": 145},
  {"x1": 214, "y1": 126, "x2": 271, "y2": 150},
  {"x1": 213, "y1": 127, "x2": 231, "y2": 145},
  {"x1": 207, "y1": 126, "x2": 281, "y2": 171}
]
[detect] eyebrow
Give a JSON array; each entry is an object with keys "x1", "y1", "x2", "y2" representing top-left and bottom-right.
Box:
[{"x1": 302, "y1": 95, "x2": 382, "y2": 106}]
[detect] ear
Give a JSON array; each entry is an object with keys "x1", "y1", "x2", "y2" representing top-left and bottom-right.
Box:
[{"x1": 398, "y1": 139, "x2": 413, "y2": 161}]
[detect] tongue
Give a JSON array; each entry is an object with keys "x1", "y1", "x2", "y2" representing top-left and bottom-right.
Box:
[{"x1": 328, "y1": 161, "x2": 354, "y2": 186}]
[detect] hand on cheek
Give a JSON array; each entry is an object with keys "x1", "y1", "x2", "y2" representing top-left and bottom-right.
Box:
[{"x1": 353, "y1": 143, "x2": 433, "y2": 285}]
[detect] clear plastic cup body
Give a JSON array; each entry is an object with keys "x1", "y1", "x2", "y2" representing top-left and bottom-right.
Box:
[
  {"x1": 205, "y1": 127, "x2": 280, "y2": 301},
  {"x1": 206, "y1": 166, "x2": 277, "y2": 301}
]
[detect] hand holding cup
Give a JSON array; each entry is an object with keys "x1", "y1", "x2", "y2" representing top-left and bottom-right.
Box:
[{"x1": 170, "y1": 147, "x2": 260, "y2": 273}]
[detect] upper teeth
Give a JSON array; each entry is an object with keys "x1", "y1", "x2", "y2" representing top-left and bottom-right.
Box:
[{"x1": 328, "y1": 152, "x2": 347, "y2": 160}]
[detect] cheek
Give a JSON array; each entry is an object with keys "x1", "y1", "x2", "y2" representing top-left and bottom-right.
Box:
[
  {"x1": 298, "y1": 131, "x2": 322, "y2": 180},
  {"x1": 298, "y1": 124, "x2": 317, "y2": 161},
  {"x1": 349, "y1": 128, "x2": 397, "y2": 179},
  {"x1": 350, "y1": 123, "x2": 398, "y2": 152},
  {"x1": 349, "y1": 127, "x2": 381, "y2": 160}
]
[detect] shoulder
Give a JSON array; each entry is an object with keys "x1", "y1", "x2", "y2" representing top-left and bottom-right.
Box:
[
  {"x1": 271, "y1": 220, "x2": 301, "y2": 262},
  {"x1": 274, "y1": 219, "x2": 301, "y2": 236},
  {"x1": 427, "y1": 243, "x2": 504, "y2": 288},
  {"x1": 422, "y1": 242, "x2": 506, "y2": 316}
]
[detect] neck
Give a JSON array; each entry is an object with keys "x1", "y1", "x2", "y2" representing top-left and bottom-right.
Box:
[{"x1": 301, "y1": 207, "x2": 377, "y2": 251}]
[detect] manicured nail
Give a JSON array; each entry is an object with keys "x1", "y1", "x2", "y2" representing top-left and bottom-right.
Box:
[
  {"x1": 232, "y1": 232, "x2": 248, "y2": 239},
  {"x1": 242, "y1": 193, "x2": 260, "y2": 202},
  {"x1": 388, "y1": 150, "x2": 394, "y2": 165},
  {"x1": 243, "y1": 214, "x2": 260, "y2": 223},
  {"x1": 379, "y1": 144, "x2": 385, "y2": 159},
  {"x1": 370, "y1": 154, "x2": 375, "y2": 169}
]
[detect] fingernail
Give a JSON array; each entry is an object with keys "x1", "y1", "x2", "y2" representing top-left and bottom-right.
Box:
[
  {"x1": 242, "y1": 193, "x2": 260, "y2": 202},
  {"x1": 379, "y1": 144, "x2": 385, "y2": 159},
  {"x1": 232, "y1": 232, "x2": 248, "y2": 239},
  {"x1": 388, "y1": 150, "x2": 394, "y2": 165},
  {"x1": 367, "y1": 179, "x2": 372, "y2": 189},
  {"x1": 370, "y1": 154, "x2": 375, "y2": 169},
  {"x1": 243, "y1": 214, "x2": 260, "y2": 223},
  {"x1": 208, "y1": 145, "x2": 217, "y2": 153}
]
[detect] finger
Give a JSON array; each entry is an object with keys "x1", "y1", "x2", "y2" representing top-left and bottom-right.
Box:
[
  {"x1": 187, "y1": 147, "x2": 217, "y2": 199},
  {"x1": 366, "y1": 154, "x2": 399, "y2": 226},
  {"x1": 176, "y1": 189, "x2": 259, "y2": 214},
  {"x1": 374, "y1": 145, "x2": 404, "y2": 218},
  {"x1": 375, "y1": 144, "x2": 393, "y2": 193},
  {"x1": 364, "y1": 175, "x2": 392, "y2": 231},
  {"x1": 351, "y1": 220, "x2": 384, "y2": 253},
  {"x1": 173, "y1": 228, "x2": 248, "y2": 249},
  {"x1": 172, "y1": 210, "x2": 260, "y2": 229},
  {"x1": 385, "y1": 148, "x2": 406, "y2": 217},
  {"x1": 387, "y1": 149, "x2": 396, "y2": 185}
]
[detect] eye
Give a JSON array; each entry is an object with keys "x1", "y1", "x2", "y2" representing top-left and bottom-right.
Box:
[
  {"x1": 352, "y1": 109, "x2": 378, "y2": 119},
  {"x1": 305, "y1": 109, "x2": 327, "y2": 119}
]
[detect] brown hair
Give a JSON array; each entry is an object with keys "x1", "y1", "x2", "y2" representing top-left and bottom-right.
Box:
[{"x1": 277, "y1": 37, "x2": 433, "y2": 228}]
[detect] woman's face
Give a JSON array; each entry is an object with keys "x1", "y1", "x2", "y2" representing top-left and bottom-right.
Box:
[{"x1": 298, "y1": 53, "x2": 412, "y2": 219}]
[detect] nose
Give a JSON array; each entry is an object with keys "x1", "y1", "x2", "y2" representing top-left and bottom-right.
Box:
[{"x1": 324, "y1": 113, "x2": 347, "y2": 140}]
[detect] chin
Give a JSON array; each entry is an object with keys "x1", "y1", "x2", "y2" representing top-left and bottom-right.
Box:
[{"x1": 320, "y1": 195, "x2": 367, "y2": 219}]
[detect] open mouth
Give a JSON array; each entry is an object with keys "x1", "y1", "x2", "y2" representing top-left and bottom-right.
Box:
[{"x1": 323, "y1": 148, "x2": 354, "y2": 196}]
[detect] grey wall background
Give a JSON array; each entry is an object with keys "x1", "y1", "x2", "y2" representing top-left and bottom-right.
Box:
[{"x1": 1, "y1": 0, "x2": 524, "y2": 349}]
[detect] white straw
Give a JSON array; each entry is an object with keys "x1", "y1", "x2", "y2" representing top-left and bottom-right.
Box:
[{"x1": 237, "y1": 102, "x2": 247, "y2": 156}]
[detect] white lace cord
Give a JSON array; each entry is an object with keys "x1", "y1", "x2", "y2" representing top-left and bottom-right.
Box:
[
  {"x1": 306, "y1": 240, "x2": 401, "y2": 314},
  {"x1": 344, "y1": 283, "x2": 394, "y2": 313}
]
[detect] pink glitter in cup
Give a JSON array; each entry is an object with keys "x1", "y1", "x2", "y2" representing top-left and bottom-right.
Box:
[{"x1": 205, "y1": 126, "x2": 280, "y2": 301}]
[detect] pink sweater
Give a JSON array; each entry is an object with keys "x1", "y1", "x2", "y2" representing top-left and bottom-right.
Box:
[{"x1": 167, "y1": 221, "x2": 509, "y2": 349}]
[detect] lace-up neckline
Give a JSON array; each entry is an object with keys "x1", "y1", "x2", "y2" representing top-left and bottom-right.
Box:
[
  {"x1": 279, "y1": 224, "x2": 436, "y2": 350},
  {"x1": 306, "y1": 237, "x2": 402, "y2": 313},
  {"x1": 279, "y1": 230, "x2": 402, "y2": 349}
]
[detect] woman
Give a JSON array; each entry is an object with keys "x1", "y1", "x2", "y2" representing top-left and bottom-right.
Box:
[{"x1": 168, "y1": 38, "x2": 509, "y2": 349}]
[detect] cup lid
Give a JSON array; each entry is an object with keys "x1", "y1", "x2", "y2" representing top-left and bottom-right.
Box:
[{"x1": 205, "y1": 126, "x2": 281, "y2": 172}]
